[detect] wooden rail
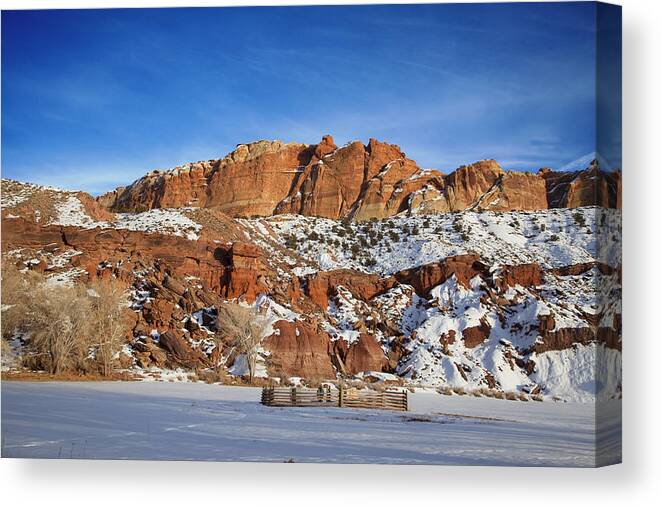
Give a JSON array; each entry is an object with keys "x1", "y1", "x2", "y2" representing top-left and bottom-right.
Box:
[{"x1": 261, "y1": 387, "x2": 408, "y2": 411}]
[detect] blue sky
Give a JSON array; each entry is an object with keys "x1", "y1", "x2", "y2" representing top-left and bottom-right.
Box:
[{"x1": 2, "y1": 3, "x2": 602, "y2": 194}]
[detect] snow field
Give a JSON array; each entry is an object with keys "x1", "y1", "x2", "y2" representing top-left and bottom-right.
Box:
[{"x1": 0, "y1": 381, "x2": 621, "y2": 466}]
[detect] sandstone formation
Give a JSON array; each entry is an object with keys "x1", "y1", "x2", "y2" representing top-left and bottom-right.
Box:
[
  {"x1": 264, "y1": 321, "x2": 335, "y2": 378},
  {"x1": 97, "y1": 136, "x2": 621, "y2": 221},
  {"x1": 541, "y1": 160, "x2": 621, "y2": 209}
]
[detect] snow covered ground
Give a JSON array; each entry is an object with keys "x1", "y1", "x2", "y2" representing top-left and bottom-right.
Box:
[
  {"x1": 243, "y1": 207, "x2": 621, "y2": 276},
  {"x1": 1, "y1": 381, "x2": 620, "y2": 467}
]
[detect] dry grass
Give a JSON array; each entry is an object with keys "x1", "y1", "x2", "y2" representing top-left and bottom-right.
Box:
[
  {"x1": 190, "y1": 368, "x2": 229, "y2": 384},
  {"x1": 301, "y1": 374, "x2": 327, "y2": 388},
  {"x1": 1, "y1": 370, "x2": 139, "y2": 382},
  {"x1": 434, "y1": 384, "x2": 538, "y2": 402}
]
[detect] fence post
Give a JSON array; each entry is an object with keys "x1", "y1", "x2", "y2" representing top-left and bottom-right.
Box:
[
  {"x1": 291, "y1": 387, "x2": 297, "y2": 407},
  {"x1": 339, "y1": 386, "x2": 344, "y2": 408},
  {"x1": 405, "y1": 390, "x2": 409, "y2": 411}
]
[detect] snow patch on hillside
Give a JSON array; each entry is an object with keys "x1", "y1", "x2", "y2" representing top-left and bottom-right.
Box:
[
  {"x1": 44, "y1": 268, "x2": 87, "y2": 288},
  {"x1": 2, "y1": 180, "x2": 203, "y2": 240},
  {"x1": 114, "y1": 209, "x2": 201, "y2": 240},
  {"x1": 1, "y1": 180, "x2": 63, "y2": 209},
  {"x1": 50, "y1": 194, "x2": 201, "y2": 240},
  {"x1": 247, "y1": 207, "x2": 621, "y2": 277},
  {"x1": 53, "y1": 195, "x2": 111, "y2": 228}
]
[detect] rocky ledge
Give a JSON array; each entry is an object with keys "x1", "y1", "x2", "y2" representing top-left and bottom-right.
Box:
[{"x1": 97, "y1": 135, "x2": 622, "y2": 220}]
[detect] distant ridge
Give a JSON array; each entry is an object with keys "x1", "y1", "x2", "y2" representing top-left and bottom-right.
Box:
[{"x1": 96, "y1": 135, "x2": 621, "y2": 220}]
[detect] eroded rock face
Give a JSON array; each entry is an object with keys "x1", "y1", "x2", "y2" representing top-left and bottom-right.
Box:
[
  {"x1": 158, "y1": 331, "x2": 209, "y2": 369},
  {"x1": 103, "y1": 141, "x2": 313, "y2": 215},
  {"x1": 76, "y1": 192, "x2": 116, "y2": 222},
  {"x1": 394, "y1": 254, "x2": 489, "y2": 296},
  {"x1": 351, "y1": 159, "x2": 436, "y2": 220},
  {"x1": 442, "y1": 160, "x2": 505, "y2": 210},
  {"x1": 341, "y1": 333, "x2": 389, "y2": 375},
  {"x1": 206, "y1": 142, "x2": 314, "y2": 216},
  {"x1": 275, "y1": 140, "x2": 369, "y2": 218},
  {"x1": 305, "y1": 269, "x2": 395, "y2": 309},
  {"x1": 462, "y1": 320, "x2": 492, "y2": 348},
  {"x1": 99, "y1": 161, "x2": 215, "y2": 212},
  {"x1": 97, "y1": 137, "x2": 620, "y2": 221},
  {"x1": 484, "y1": 172, "x2": 549, "y2": 211},
  {"x1": 0, "y1": 218, "x2": 270, "y2": 302},
  {"x1": 496, "y1": 263, "x2": 544, "y2": 290},
  {"x1": 263, "y1": 321, "x2": 335, "y2": 378},
  {"x1": 542, "y1": 161, "x2": 621, "y2": 209}
]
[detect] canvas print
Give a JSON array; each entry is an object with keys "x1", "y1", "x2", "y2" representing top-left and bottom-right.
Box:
[{"x1": 0, "y1": 2, "x2": 621, "y2": 467}]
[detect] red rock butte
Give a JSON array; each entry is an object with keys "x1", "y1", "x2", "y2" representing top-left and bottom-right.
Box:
[{"x1": 97, "y1": 135, "x2": 621, "y2": 219}]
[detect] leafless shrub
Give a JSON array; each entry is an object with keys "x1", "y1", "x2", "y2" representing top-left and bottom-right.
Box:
[
  {"x1": 371, "y1": 382, "x2": 387, "y2": 392},
  {"x1": 303, "y1": 374, "x2": 327, "y2": 388},
  {"x1": 451, "y1": 386, "x2": 466, "y2": 396},
  {"x1": 436, "y1": 386, "x2": 453, "y2": 396},
  {"x1": 504, "y1": 391, "x2": 518, "y2": 401},
  {"x1": 193, "y1": 368, "x2": 228, "y2": 384},
  {"x1": 475, "y1": 387, "x2": 494, "y2": 397},
  {"x1": 25, "y1": 284, "x2": 92, "y2": 374},
  {"x1": 87, "y1": 280, "x2": 131, "y2": 376},
  {"x1": 2, "y1": 262, "x2": 131, "y2": 376},
  {"x1": 339, "y1": 379, "x2": 361, "y2": 390},
  {"x1": 217, "y1": 302, "x2": 268, "y2": 383}
]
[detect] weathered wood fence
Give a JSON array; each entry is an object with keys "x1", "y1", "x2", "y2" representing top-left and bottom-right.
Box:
[{"x1": 261, "y1": 387, "x2": 408, "y2": 412}]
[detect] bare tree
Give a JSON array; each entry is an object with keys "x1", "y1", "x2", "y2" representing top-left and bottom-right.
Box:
[
  {"x1": 217, "y1": 302, "x2": 268, "y2": 383},
  {"x1": 1, "y1": 260, "x2": 41, "y2": 340},
  {"x1": 2, "y1": 261, "x2": 132, "y2": 376},
  {"x1": 25, "y1": 284, "x2": 92, "y2": 374},
  {"x1": 87, "y1": 279, "x2": 130, "y2": 377}
]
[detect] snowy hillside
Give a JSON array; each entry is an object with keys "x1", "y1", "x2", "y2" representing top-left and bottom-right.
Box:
[
  {"x1": 242, "y1": 206, "x2": 621, "y2": 276},
  {"x1": 236, "y1": 208, "x2": 622, "y2": 402},
  {"x1": 1, "y1": 178, "x2": 621, "y2": 402}
]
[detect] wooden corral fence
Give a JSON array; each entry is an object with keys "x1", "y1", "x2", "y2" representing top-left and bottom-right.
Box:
[{"x1": 261, "y1": 387, "x2": 408, "y2": 412}]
